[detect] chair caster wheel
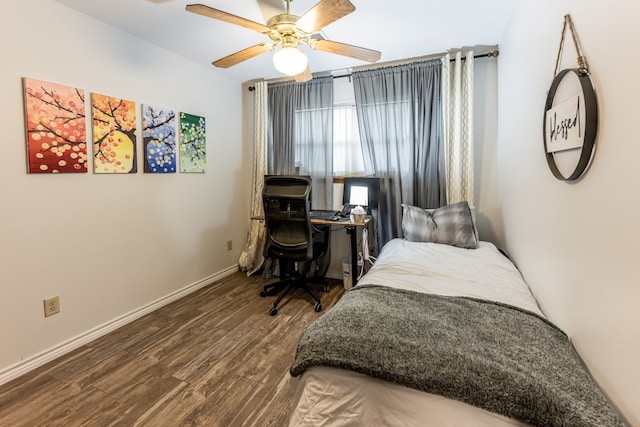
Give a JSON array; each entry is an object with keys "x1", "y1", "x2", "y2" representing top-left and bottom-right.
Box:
[
  {"x1": 270, "y1": 307, "x2": 278, "y2": 316},
  {"x1": 260, "y1": 290, "x2": 267, "y2": 297},
  {"x1": 315, "y1": 303, "x2": 322, "y2": 312}
]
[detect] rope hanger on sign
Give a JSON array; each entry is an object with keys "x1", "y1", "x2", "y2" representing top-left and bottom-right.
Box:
[
  {"x1": 553, "y1": 14, "x2": 589, "y2": 80},
  {"x1": 543, "y1": 13, "x2": 598, "y2": 182}
]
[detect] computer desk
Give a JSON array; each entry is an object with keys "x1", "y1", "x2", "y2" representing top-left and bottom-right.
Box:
[
  {"x1": 253, "y1": 215, "x2": 372, "y2": 286},
  {"x1": 311, "y1": 216, "x2": 372, "y2": 286}
]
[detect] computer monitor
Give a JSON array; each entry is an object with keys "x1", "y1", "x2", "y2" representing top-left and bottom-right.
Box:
[{"x1": 342, "y1": 177, "x2": 380, "y2": 214}]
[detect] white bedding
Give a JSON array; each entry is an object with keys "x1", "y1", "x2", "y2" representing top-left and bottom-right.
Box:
[
  {"x1": 291, "y1": 367, "x2": 530, "y2": 427},
  {"x1": 290, "y1": 239, "x2": 543, "y2": 427},
  {"x1": 359, "y1": 239, "x2": 543, "y2": 317}
]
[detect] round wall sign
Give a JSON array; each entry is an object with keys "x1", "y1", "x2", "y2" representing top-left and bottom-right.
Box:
[{"x1": 543, "y1": 68, "x2": 598, "y2": 181}]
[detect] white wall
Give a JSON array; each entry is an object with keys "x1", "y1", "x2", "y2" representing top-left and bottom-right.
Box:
[
  {"x1": 499, "y1": 0, "x2": 640, "y2": 423},
  {"x1": 0, "y1": 0, "x2": 248, "y2": 380},
  {"x1": 473, "y1": 57, "x2": 503, "y2": 246}
]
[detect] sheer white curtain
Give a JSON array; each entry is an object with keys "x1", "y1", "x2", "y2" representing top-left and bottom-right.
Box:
[
  {"x1": 238, "y1": 81, "x2": 268, "y2": 275},
  {"x1": 268, "y1": 77, "x2": 334, "y2": 209},
  {"x1": 442, "y1": 51, "x2": 474, "y2": 206},
  {"x1": 333, "y1": 105, "x2": 365, "y2": 176}
]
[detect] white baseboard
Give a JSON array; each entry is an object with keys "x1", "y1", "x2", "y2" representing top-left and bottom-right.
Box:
[{"x1": 0, "y1": 265, "x2": 239, "y2": 386}]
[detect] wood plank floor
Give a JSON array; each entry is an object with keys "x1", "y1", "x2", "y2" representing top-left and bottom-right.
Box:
[{"x1": 0, "y1": 272, "x2": 345, "y2": 426}]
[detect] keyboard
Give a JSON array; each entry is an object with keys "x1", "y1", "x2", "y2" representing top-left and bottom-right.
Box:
[{"x1": 309, "y1": 210, "x2": 340, "y2": 220}]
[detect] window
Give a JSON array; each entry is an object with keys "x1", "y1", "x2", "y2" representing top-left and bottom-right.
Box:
[
  {"x1": 333, "y1": 104, "x2": 364, "y2": 177},
  {"x1": 290, "y1": 79, "x2": 366, "y2": 179}
]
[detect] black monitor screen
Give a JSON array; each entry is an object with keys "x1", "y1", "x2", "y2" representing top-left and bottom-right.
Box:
[{"x1": 342, "y1": 177, "x2": 380, "y2": 209}]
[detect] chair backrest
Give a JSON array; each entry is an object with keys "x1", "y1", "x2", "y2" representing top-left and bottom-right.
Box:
[{"x1": 263, "y1": 175, "x2": 314, "y2": 262}]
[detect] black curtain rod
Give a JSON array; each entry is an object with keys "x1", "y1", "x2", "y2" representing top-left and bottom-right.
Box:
[
  {"x1": 247, "y1": 50, "x2": 498, "y2": 90},
  {"x1": 460, "y1": 50, "x2": 499, "y2": 61},
  {"x1": 333, "y1": 50, "x2": 499, "y2": 80}
]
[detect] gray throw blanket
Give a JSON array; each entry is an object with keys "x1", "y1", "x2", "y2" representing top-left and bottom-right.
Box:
[{"x1": 290, "y1": 285, "x2": 625, "y2": 426}]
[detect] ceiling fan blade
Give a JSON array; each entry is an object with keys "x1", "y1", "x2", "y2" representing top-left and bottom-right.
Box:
[
  {"x1": 256, "y1": 0, "x2": 286, "y2": 22},
  {"x1": 295, "y1": 0, "x2": 355, "y2": 34},
  {"x1": 294, "y1": 65, "x2": 312, "y2": 82},
  {"x1": 212, "y1": 43, "x2": 274, "y2": 68},
  {"x1": 312, "y1": 39, "x2": 381, "y2": 63},
  {"x1": 186, "y1": 4, "x2": 271, "y2": 33}
]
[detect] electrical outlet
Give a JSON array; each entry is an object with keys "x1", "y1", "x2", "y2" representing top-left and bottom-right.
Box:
[
  {"x1": 43, "y1": 296, "x2": 60, "y2": 317},
  {"x1": 226, "y1": 240, "x2": 233, "y2": 251}
]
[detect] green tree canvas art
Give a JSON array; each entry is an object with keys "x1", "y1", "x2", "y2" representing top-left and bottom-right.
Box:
[{"x1": 179, "y1": 112, "x2": 206, "y2": 173}]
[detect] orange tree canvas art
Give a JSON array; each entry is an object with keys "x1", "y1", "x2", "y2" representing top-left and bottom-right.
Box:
[
  {"x1": 92, "y1": 93, "x2": 137, "y2": 174},
  {"x1": 23, "y1": 78, "x2": 88, "y2": 173}
]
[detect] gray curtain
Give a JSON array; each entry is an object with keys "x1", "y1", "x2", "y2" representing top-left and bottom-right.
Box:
[
  {"x1": 267, "y1": 76, "x2": 334, "y2": 209},
  {"x1": 352, "y1": 60, "x2": 446, "y2": 246}
]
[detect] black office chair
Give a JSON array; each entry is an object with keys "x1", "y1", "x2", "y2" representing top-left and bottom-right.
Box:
[{"x1": 260, "y1": 175, "x2": 330, "y2": 316}]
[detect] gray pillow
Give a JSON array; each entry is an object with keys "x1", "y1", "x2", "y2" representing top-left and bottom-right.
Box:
[
  {"x1": 428, "y1": 205, "x2": 479, "y2": 241},
  {"x1": 401, "y1": 201, "x2": 479, "y2": 249}
]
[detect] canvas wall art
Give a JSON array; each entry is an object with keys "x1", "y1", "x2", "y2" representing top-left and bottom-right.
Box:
[
  {"x1": 142, "y1": 104, "x2": 176, "y2": 173},
  {"x1": 92, "y1": 93, "x2": 137, "y2": 174},
  {"x1": 23, "y1": 78, "x2": 88, "y2": 174},
  {"x1": 179, "y1": 112, "x2": 206, "y2": 173}
]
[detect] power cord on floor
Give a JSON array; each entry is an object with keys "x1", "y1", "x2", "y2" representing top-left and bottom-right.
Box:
[{"x1": 357, "y1": 228, "x2": 376, "y2": 280}]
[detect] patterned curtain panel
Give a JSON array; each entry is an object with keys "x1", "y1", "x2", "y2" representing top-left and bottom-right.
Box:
[
  {"x1": 238, "y1": 81, "x2": 268, "y2": 275},
  {"x1": 442, "y1": 51, "x2": 475, "y2": 206}
]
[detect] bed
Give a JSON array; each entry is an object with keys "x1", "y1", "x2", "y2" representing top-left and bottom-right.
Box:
[{"x1": 288, "y1": 202, "x2": 624, "y2": 426}]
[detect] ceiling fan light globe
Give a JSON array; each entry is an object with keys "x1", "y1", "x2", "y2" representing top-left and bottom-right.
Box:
[{"x1": 273, "y1": 47, "x2": 308, "y2": 76}]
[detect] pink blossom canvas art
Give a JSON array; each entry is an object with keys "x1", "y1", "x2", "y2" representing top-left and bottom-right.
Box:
[{"x1": 23, "y1": 78, "x2": 88, "y2": 173}]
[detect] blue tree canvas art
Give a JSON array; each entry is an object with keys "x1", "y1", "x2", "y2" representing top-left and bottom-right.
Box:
[{"x1": 142, "y1": 104, "x2": 176, "y2": 173}]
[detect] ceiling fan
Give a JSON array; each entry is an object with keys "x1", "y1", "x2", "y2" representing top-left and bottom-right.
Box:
[{"x1": 185, "y1": 0, "x2": 381, "y2": 81}]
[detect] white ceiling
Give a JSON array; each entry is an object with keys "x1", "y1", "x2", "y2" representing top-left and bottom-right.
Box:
[{"x1": 54, "y1": 0, "x2": 517, "y2": 83}]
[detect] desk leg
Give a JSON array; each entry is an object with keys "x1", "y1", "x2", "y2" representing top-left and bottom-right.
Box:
[{"x1": 346, "y1": 226, "x2": 358, "y2": 286}]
